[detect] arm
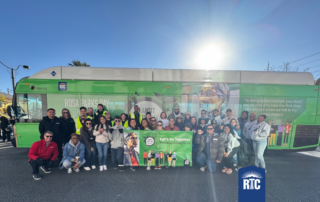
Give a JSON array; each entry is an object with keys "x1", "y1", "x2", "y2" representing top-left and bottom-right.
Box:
[
  {"x1": 217, "y1": 137, "x2": 225, "y2": 161},
  {"x1": 78, "y1": 144, "x2": 85, "y2": 162},
  {"x1": 226, "y1": 135, "x2": 233, "y2": 153},
  {"x1": 39, "y1": 121, "x2": 45, "y2": 139},
  {"x1": 71, "y1": 118, "x2": 76, "y2": 133},
  {"x1": 257, "y1": 124, "x2": 271, "y2": 138},
  {"x1": 195, "y1": 134, "x2": 201, "y2": 144},
  {"x1": 63, "y1": 144, "x2": 74, "y2": 162},
  {"x1": 93, "y1": 126, "x2": 100, "y2": 136},
  {"x1": 28, "y1": 142, "x2": 39, "y2": 160},
  {"x1": 108, "y1": 131, "x2": 113, "y2": 141},
  {"x1": 51, "y1": 143, "x2": 59, "y2": 161},
  {"x1": 80, "y1": 129, "x2": 91, "y2": 147}
]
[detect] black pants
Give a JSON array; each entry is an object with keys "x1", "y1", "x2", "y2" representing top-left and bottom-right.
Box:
[
  {"x1": 276, "y1": 132, "x2": 283, "y2": 146},
  {"x1": 245, "y1": 139, "x2": 254, "y2": 163},
  {"x1": 1, "y1": 128, "x2": 10, "y2": 142},
  {"x1": 165, "y1": 158, "x2": 168, "y2": 166},
  {"x1": 160, "y1": 158, "x2": 163, "y2": 165},
  {"x1": 222, "y1": 147, "x2": 240, "y2": 169},
  {"x1": 55, "y1": 141, "x2": 63, "y2": 161},
  {"x1": 156, "y1": 158, "x2": 159, "y2": 166},
  {"x1": 144, "y1": 158, "x2": 147, "y2": 165},
  {"x1": 29, "y1": 158, "x2": 54, "y2": 174},
  {"x1": 284, "y1": 133, "x2": 289, "y2": 144}
]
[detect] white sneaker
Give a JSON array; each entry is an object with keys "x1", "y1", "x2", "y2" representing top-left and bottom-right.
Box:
[
  {"x1": 91, "y1": 165, "x2": 96, "y2": 169},
  {"x1": 84, "y1": 167, "x2": 91, "y2": 171},
  {"x1": 103, "y1": 165, "x2": 107, "y2": 170},
  {"x1": 99, "y1": 166, "x2": 103, "y2": 171},
  {"x1": 75, "y1": 168, "x2": 80, "y2": 172},
  {"x1": 200, "y1": 165, "x2": 207, "y2": 172},
  {"x1": 67, "y1": 168, "x2": 72, "y2": 174}
]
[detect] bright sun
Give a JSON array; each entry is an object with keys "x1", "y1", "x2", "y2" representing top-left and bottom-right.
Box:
[{"x1": 194, "y1": 43, "x2": 226, "y2": 70}]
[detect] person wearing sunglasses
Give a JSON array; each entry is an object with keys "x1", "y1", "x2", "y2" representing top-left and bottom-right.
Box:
[
  {"x1": 184, "y1": 111, "x2": 192, "y2": 124},
  {"x1": 124, "y1": 132, "x2": 139, "y2": 171},
  {"x1": 149, "y1": 117, "x2": 157, "y2": 130},
  {"x1": 198, "y1": 110, "x2": 211, "y2": 125},
  {"x1": 80, "y1": 119, "x2": 96, "y2": 171},
  {"x1": 28, "y1": 131, "x2": 59, "y2": 180},
  {"x1": 60, "y1": 108, "x2": 76, "y2": 145},
  {"x1": 174, "y1": 116, "x2": 185, "y2": 131},
  {"x1": 109, "y1": 116, "x2": 126, "y2": 171},
  {"x1": 195, "y1": 124, "x2": 225, "y2": 173},
  {"x1": 156, "y1": 121, "x2": 164, "y2": 130},
  {"x1": 164, "y1": 118, "x2": 179, "y2": 131},
  {"x1": 59, "y1": 133, "x2": 86, "y2": 174}
]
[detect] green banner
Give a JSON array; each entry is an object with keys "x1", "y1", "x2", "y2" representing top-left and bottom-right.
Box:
[{"x1": 124, "y1": 130, "x2": 193, "y2": 167}]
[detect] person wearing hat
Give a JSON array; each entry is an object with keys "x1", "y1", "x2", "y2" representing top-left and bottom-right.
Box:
[
  {"x1": 168, "y1": 104, "x2": 186, "y2": 122},
  {"x1": 174, "y1": 116, "x2": 185, "y2": 131},
  {"x1": 104, "y1": 111, "x2": 114, "y2": 127},
  {"x1": 198, "y1": 110, "x2": 211, "y2": 125},
  {"x1": 197, "y1": 117, "x2": 207, "y2": 131},
  {"x1": 222, "y1": 108, "x2": 239, "y2": 125},
  {"x1": 212, "y1": 109, "x2": 223, "y2": 125},
  {"x1": 94, "y1": 104, "x2": 107, "y2": 124},
  {"x1": 184, "y1": 111, "x2": 192, "y2": 124}
]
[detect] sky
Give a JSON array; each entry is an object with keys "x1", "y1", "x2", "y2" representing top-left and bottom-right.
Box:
[{"x1": 1, "y1": 0, "x2": 320, "y2": 92}]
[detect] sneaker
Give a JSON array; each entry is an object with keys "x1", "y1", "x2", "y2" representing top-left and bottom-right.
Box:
[
  {"x1": 33, "y1": 174, "x2": 41, "y2": 180},
  {"x1": 222, "y1": 167, "x2": 228, "y2": 173},
  {"x1": 200, "y1": 165, "x2": 207, "y2": 172},
  {"x1": 84, "y1": 167, "x2": 91, "y2": 171},
  {"x1": 68, "y1": 168, "x2": 72, "y2": 174},
  {"x1": 40, "y1": 166, "x2": 51, "y2": 174},
  {"x1": 147, "y1": 166, "x2": 150, "y2": 170},
  {"x1": 130, "y1": 167, "x2": 136, "y2": 171},
  {"x1": 159, "y1": 166, "x2": 161, "y2": 170},
  {"x1": 99, "y1": 166, "x2": 103, "y2": 171},
  {"x1": 103, "y1": 165, "x2": 107, "y2": 170},
  {"x1": 235, "y1": 166, "x2": 241, "y2": 172},
  {"x1": 226, "y1": 168, "x2": 233, "y2": 174},
  {"x1": 91, "y1": 165, "x2": 96, "y2": 169},
  {"x1": 75, "y1": 168, "x2": 80, "y2": 172},
  {"x1": 233, "y1": 164, "x2": 237, "y2": 167}
]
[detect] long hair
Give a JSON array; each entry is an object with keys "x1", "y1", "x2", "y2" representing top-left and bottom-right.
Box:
[
  {"x1": 96, "y1": 116, "x2": 109, "y2": 131},
  {"x1": 190, "y1": 116, "x2": 197, "y2": 126},
  {"x1": 160, "y1": 112, "x2": 167, "y2": 119},
  {"x1": 224, "y1": 124, "x2": 236, "y2": 137},
  {"x1": 61, "y1": 108, "x2": 71, "y2": 118},
  {"x1": 230, "y1": 118, "x2": 240, "y2": 131},
  {"x1": 83, "y1": 118, "x2": 92, "y2": 131},
  {"x1": 120, "y1": 113, "x2": 128, "y2": 121}
]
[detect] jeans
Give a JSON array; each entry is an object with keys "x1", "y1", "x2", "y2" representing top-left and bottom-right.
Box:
[
  {"x1": 196, "y1": 153, "x2": 217, "y2": 173},
  {"x1": 233, "y1": 155, "x2": 237, "y2": 165},
  {"x1": 253, "y1": 138, "x2": 267, "y2": 168},
  {"x1": 96, "y1": 142, "x2": 109, "y2": 166},
  {"x1": 62, "y1": 159, "x2": 86, "y2": 169},
  {"x1": 29, "y1": 158, "x2": 54, "y2": 174},
  {"x1": 84, "y1": 143, "x2": 96, "y2": 167},
  {"x1": 111, "y1": 147, "x2": 124, "y2": 167},
  {"x1": 1, "y1": 128, "x2": 10, "y2": 142}
]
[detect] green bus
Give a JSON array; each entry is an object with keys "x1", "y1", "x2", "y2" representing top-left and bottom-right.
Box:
[{"x1": 12, "y1": 66, "x2": 320, "y2": 151}]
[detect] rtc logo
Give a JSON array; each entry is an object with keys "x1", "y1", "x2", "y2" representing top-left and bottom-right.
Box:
[{"x1": 242, "y1": 171, "x2": 262, "y2": 190}]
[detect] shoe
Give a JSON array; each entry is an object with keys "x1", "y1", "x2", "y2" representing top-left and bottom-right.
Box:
[
  {"x1": 147, "y1": 166, "x2": 150, "y2": 170},
  {"x1": 103, "y1": 165, "x2": 107, "y2": 170},
  {"x1": 159, "y1": 166, "x2": 161, "y2": 170},
  {"x1": 99, "y1": 166, "x2": 103, "y2": 171},
  {"x1": 75, "y1": 168, "x2": 80, "y2": 172},
  {"x1": 84, "y1": 167, "x2": 91, "y2": 171},
  {"x1": 33, "y1": 174, "x2": 41, "y2": 180},
  {"x1": 235, "y1": 166, "x2": 241, "y2": 172},
  {"x1": 40, "y1": 166, "x2": 51, "y2": 174},
  {"x1": 91, "y1": 165, "x2": 96, "y2": 169},
  {"x1": 130, "y1": 167, "x2": 136, "y2": 171},
  {"x1": 222, "y1": 167, "x2": 228, "y2": 173},
  {"x1": 68, "y1": 168, "x2": 72, "y2": 174},
  {"x1": 226, "y1": 169, "x2": 232, "y2": 174},
  {"x1": 200, "y1": 165, "x2": 207, "y2": 172},
  {"x1": 233, "y1": 164, "x2": 237, "y2": 167}
]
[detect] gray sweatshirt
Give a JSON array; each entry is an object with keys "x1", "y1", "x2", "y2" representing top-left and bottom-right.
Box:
[
  {"x1": 109, "y1": 125, "x2": 125, "y2": 149},
  {"x1": 224, "y1": 132, "x2": 240, "y2": 153},
  {"x1": 251, "y1": 121, "x2": 270, "y2": 141},
  {"x1": 242, "y1": 120, "x2": 258, "y2": 139},
  {"x1": 93, "y1": 124, "x2": 110, "y2": 143}
]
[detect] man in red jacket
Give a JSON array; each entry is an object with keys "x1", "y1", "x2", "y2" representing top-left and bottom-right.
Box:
[{"x1": 28, "y1": 131, "x2": 59, "y2": 180}]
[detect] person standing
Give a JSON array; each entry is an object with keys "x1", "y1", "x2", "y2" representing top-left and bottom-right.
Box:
[
  {"x1": 238, "y1": 111, "x2": 248, "y2": 136},
  {"x1": 165, "y1": 118, "x2": 180, "y2": 131},
  {"x1": 195, "y1": 125, "x2": 224, "y2": 173},
  {"x1": 143, "y1": 150, "x2": 148, "y2": 166},
  {"x1": 251, "y1": 115, "x2": 270, "y2": 172},
  {"x1": 172, "y1": 151, "x2": 177, "y2": 167},
  {"x1": 168, "y1": 104, "x2": 186, "y2": 122},
  {"x1": 87, "y1": 107, "x2": 94, "y2": 119},
  {"x1": 283, "y1": 121, "x2": 291, "y2": 147},
  {"x1": 0, "y1": 113, "x2": 10, "y2": 142},
  {"x1": 222, "y1": 108, "x2": 238, "y2": 125},
  {"x1": 145, "y1": 112, "x2": 152, "y2": 127},
  {"x1": 59, "y1": 133, "x2": 86, "y2": 174},
  {"x1": 212, "y1": 109, "x2": 222, "y2": 125},
  {"x1": 127, "y1": 119, "x2": 140, "y2": 130},
  {"x1": 120, "y1": 113, "x2": 129, "y2": 128},
  {"x1": 269, "y1": 120, "x2": 278, "y2": 147},
  {"x1": 28, "y1": 131, "x2": 58, "y2": 180},
  {"x1": 104, "y1": 111, "x2": 114, "y2": 127},
  {"x1": 39, "y1": 108, "x2": 62, "y2": 161},
  {"x1": 198, "y1": 110, "x2": 211, "y2": 125},
  {"x1": 149, "y1": 117, "x2": 157, "y2": 130},
  {"x1": 184, "y1": 111, "x2": 192, "y2": 124},
  {"x1": 158, "y1": 112, "x2": 169, "y2": 129},
  {"x1": 75, "y1": 107, "x2": 92, "y2": 135},
  {"x1": 129, "y1": 105, "x2": 143, "y2": 127},
  {"x1": 155, "y1": 151, "x2": 160, "y2": 169},
  {"x1": 164, "y1": 150, "x2": 169, "y2": 168},
  {"x1": 93, "y1": 116, "x2": 110, "y2": 171},
  {"x1": 276, "y1": 121, "x2": 285, "y2": 146},
  {"x1": 109, "y1": 116, "x2": 126, "y2": 172},
  {"x1": 242, "y1": 113, "x2": 257, "y2": 165},
  {"x1": 94, "y1": 104, "x2": 107, "y2": 124},
  {"x1": 159, "y1": 151, "x2": 164, "y2": 167},
  {"x1": 59, "y1": 108, "x2": 76, "y2": 145},
  {"x1": 80, "y1": 118, "x2": 96, "y2": 171}
]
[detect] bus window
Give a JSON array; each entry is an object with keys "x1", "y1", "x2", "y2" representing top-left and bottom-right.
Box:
[{"x1": 16, "y1": 94, "x2": 47, "y2": 122}]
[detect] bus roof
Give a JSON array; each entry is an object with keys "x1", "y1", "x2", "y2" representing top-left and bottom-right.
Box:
[{"x1": 29, "y1": 66, "x2": 315, "y2": 85}]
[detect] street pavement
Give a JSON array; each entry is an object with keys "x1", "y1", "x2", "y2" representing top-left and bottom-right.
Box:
[{"x1": 1, "y1": 146, "x2": 320, "y2": 202}]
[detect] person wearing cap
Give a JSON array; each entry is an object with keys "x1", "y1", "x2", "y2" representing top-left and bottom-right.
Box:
[
  {"x1": 168, "y1": 104, "x2": 186, "y2": 122},
  {"x1": 165, "y1": 118, "x2": 180, "y2": 131},
  {"x1": 129, "y1": 105, "x2": 143, "y2": 127},
  {"x1": 158, "y1": 112, "x2": 169, "y2": 129},
  {"x1": 94, "y1": 104, "x2": 107, "y2": 124},
  {"x1": 197, "y1": 117, "x2": 207, "y2": 131},
  {"x1": 104, "y1": 111, "x2": 114, "y2": 127},
  {"x1": 198, "y1": 110, "x2": 211, "y2": 125},
  {"x1": 175, "y1": 116, "x2": 185, "y2": 131},
  {"x1": 222, "y1": 108, "x2": 239, "y2": 125},
  {"x1": 212, "y1": 109, "x2": 223, "y2": 125},
  {"x1": 184, "y1": 111, "x2": 192, "y2": 124}
]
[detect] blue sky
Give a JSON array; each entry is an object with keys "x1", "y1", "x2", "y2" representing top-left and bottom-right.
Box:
[{"x1": 1, "y1": 0, "x2": 320, "y2": 92}]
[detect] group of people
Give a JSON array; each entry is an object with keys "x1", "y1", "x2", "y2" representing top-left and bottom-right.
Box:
[{"x1": 28, "y1": 103, "x2": 270, "y2": 180}]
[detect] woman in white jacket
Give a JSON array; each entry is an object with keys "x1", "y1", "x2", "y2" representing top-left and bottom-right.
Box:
[
  {"x1": 251, "y1": 114, "x2": 270, "y2": 171},
  {"x1": 93, "y1": 116, "x2": 111, "y2": 171},
  {"x1": 158, "y1": 112, "x2": 169, "y2": 129}
]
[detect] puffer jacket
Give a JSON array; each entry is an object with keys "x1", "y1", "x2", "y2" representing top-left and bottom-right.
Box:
[{"x1": 195, "y1": 133, "x2": 225, "y2": 162}]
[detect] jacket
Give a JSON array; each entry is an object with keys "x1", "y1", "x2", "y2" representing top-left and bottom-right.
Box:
[
  {"x1": 164, "y1": 126, "x2": 180, "y2": 131},
  {"x1": 184, "y1": 117, "x2": 191, "y2": 124},
  {"x1": 158, "y1": 118, "x2": 169, "y2": 128},
  {"x1": 127, "y1": 126, "x2": 140, "y2": 130},
  {"x1": 222, "y1": 115, "x2": 238, "y2": 125},
  {"x1": 59, "y1": 140, "x2": 85, "y2": 168},
  {"x1": 28, "y1": 139, "x2": 59, "y2": 162},
  {"x1": 237, "y1": 117, "x2": 248, "y2": 134},
  {"x1": 224, "y1": 132, "x2": 240, "y2": 153},
  {"x1": 93, "y1": 124, "x2": 110, "y2": 143},
  {"x1": 212, "y1": 115, "x2": 223, "y2": 125},
  {"x1": 109, "y1": 125, "x2": 125, "y2": 149},
  {"x1": 242, "y1": 120, "x2": 257, "y2": 139},
  {"x1": 39, "y1": 116, "x2": 62, "y2": 143},
  {"x1": 195, "y1": 133, "x2": 225, "y2": 162},
  {"x1": 198, "y1": 117, "x2": 211, "y2": 125},
  {"x1": 59, "y1": 117, "x2": 76, "y2": 143},
  {"x1": 94, "y1": 110, "x2": 107, "y2": 124},
  {"x1": 0, "y1": 116, "x2": 9, "y2": 129},
  {"x1": 175, "y1": 122, "x2": 185, "y2": 131},
  {"x1": 106, "y1": 118, "x2": 114, "y2": 127},
  {"x1": 79, "y1": 127, "x2": 95, "y2": 147},
  {"x1": 168, "y1": 112, "x2": 186, "y2": 122},
  {"x1": 251, "y1": 121, "x2": 270, "y2": 141},
  {"x1": 129, "y1": 112, "x2": 143, "y2": 126}
]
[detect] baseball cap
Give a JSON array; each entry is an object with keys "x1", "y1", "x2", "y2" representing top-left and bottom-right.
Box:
[{"x1": 226, "y1": 108, "x2": 232, "y2": 112}]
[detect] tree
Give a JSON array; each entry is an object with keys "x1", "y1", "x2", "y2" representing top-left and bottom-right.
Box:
[
  {"x1": 266, "y1": 62, "x2": 310, "y2": 72},
  {"x1": 68, "y1": 60, "x2": 90, "y2": 67},
  {"x1": 0, "y1": 94, "x2": 7, "y2": 103}
]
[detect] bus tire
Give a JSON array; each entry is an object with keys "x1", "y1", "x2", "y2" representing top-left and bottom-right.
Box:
[{"x1": 11, "y1": 137, "x2": 16, "y2": 147}]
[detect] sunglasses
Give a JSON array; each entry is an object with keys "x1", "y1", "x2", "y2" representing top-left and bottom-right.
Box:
[
  {"x1": 85, "y1": 123, "x2": 92, "y2": 125},
  {"x1": 207, "y1": 128, "x2": 213, "y2": 130},
  {"x1": 114, "y1": 120, "x2": 120, "y2": 122},
  {"x1": 46, "y1": 136, "x2": 53, "y2": 138},
  {"x1": 201, "y1": 113, "x2": 206, "y2": 114},
  {"x1": 157, "y1": 125, "x2": 163, "y2": 126},
  {"x1": 72, "y1": 137, "x2": 78, "y2": 139},
  {"x1": 63, "y1": 112, "x2": 68, "y2": 114},
  {"x1": 151, "y1": 120, "x2": 156, "y2": 122}
]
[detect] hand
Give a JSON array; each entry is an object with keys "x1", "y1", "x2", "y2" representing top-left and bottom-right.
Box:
[
  {"x1": 109, "y1": 128, "x2": 114, "y2": 133},
  {"x1": 73, "y1": 158, "x2": 78, "y2": 162},
  {"x1": 99, "y1": 128, "x2": 104, "y2": 133},
  {"x1": 73, "y1": 163, "x2": 80, "y2": 170},
  {"x1": 216, "y1": 160, "x2": 221, "y2": 163},
  {"x1": 119, "y1": 128, "x2": 124, "y2": 133},
  {"x1": 224, "y1": 153, "x2": 229, "y2": 157},
  {"x1": 91, "y1": 147, "x2": 94, "y2": 152}
]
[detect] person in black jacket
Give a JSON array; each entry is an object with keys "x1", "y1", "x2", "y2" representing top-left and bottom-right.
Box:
[
  {"x1": 39, "y1": 108, "x2": 62, "y2": 160},
  {"x1": 1, "y1": 113, "x2": 10, "y2": 142},
  {"x1": 59, "y1": 108, "x2": 76, "y2": 145},
  {"x1": 80, "y1": 118, "x2": 96, "y2": 171}
]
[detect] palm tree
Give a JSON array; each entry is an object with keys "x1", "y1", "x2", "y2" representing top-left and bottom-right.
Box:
[{"x1": 68, "y1": 60, "x2": 90, "y2": 67}]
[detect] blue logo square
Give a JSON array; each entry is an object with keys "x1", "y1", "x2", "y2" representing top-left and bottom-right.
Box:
[
  {"x1": 58, "y1": 82, "x2": 67, "y2": 91},
  {"x1": 51, "y1": 71, "x2": 56, "y2": 77}
]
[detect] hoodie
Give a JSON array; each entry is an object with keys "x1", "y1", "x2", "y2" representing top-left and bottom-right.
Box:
[
  {"x1": 59, "y1": 139, "x2": 85, "y2": 168},
  {"x1": 109, "y1": 125, "x2": 125, "y2": 149},
  {"x1": 243, "y1": 120, "x2": 257, "y2": 139}
]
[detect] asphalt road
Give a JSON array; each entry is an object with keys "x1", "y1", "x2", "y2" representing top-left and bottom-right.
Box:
[{"x1": 1, "y1": 144, "x2": 320, "y2": 202}]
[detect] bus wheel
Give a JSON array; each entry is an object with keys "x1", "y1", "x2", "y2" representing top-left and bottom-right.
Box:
[{"x1": 11, "y1": 137, "x2": 16, "y2": 147}]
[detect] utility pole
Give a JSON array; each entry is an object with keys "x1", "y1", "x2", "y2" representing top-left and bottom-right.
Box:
[{"x1": 267, "y1": 62, "x2": 270, "y2": 71}]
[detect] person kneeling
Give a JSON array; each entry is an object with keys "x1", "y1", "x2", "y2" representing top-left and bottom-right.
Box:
[
  {"x1": 28, "y1": 131, "x2": 59, "y2": 180},
  {"x1": 59, "y1": 133, "x2": 86, "y2": 173}
]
